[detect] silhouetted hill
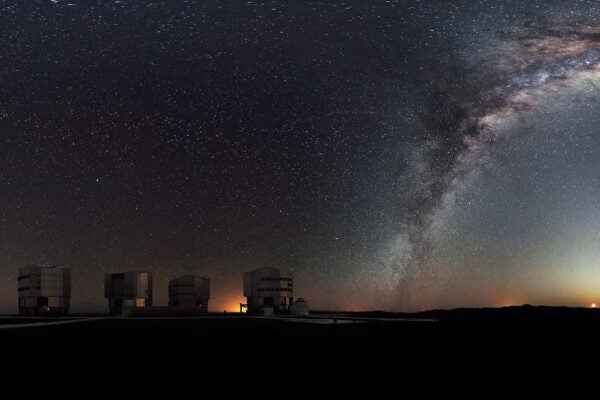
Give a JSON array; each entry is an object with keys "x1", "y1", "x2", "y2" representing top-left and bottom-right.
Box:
[{"x1": 312, "y1": 304, "x2": 600, "y2": 324}]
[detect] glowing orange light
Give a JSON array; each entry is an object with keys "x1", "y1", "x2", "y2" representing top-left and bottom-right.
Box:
[
  {"x1": 592, "y1": 303, "x2": 597, "y2": 308},
  {"x1": 218, "y1": 297, "x2": 248, "y2": 313}
]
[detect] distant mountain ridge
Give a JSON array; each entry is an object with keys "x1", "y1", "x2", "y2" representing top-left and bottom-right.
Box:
[{"x1": 312, "y1": 304, "x2": 600, "y2": 323}]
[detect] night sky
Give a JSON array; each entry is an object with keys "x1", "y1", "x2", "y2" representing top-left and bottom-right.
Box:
[{"x1": 1, "y1": 0, "x2": 600, "y2": 313}]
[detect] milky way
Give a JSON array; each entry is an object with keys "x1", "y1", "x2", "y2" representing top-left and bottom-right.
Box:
[
  {"x1": 1, "y1": 1, "x2": 600, "y2": 312},
  {"x1": 388, "y1": 21, "x2": 600, "y2": 308}
]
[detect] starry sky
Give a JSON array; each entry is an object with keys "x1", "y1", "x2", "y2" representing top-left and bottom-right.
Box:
[{"x1": 1, "y1": 0, "x2": 600, "y2": 313}]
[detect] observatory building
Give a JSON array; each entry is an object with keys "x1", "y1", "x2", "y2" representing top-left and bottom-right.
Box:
[
  {"x1": 168, "y1": 275, "x2": 210, "y2": 311},
  {"x1": 17, "y1": 265, "x2": 71, "y2": 316},
  {"x1": 290, "y1": 298, "x2": 309, "y2": 316},
  {"x1": 104, "y1": 271, "x2": 152, "y2": 315},
  {"x1": 243, "y1": 267, "x2": 293, "y2": 314}
]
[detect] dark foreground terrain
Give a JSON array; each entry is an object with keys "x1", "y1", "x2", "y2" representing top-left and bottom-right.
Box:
[{"x1": 3, "y1": 305, "x2": 600, "y2": 379}]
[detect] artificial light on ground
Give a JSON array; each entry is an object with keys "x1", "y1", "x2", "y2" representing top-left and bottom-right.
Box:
[{"x1": 221, "y1": 298, "x2": 247, "y2": 313}]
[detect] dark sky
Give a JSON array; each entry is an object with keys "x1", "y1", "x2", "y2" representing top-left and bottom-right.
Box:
[{"x1": 1, "y1": 0, "x2": 600, "y2": 312}]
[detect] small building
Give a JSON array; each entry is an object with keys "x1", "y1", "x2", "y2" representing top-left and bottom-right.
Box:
[
  {"x1": 18, "y1": 266, "x2": 71, "y2": 316},
  {"x1": 243, "y1": 267, "x2": 293, "y2": 314},
  {"x1": 104, "y1": 271, "x2": 152, "y2": 315},
  {"x1": 290, "y1": 298, "x2": 309, "y2": 316},
  {"x1": 168, "y1": 275, "x2": 210, "y2": 311}
]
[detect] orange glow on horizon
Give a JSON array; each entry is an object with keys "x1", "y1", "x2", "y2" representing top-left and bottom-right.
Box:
[
  {"x1": 495, "y1": 298, "x2": 520, "y2": 308},
  {"x1": 592, "y1": 303, "x2": 597, "y2": 308},
  {"x1": 213, "y1": 296, "x2": 247, "y2": 313}
]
